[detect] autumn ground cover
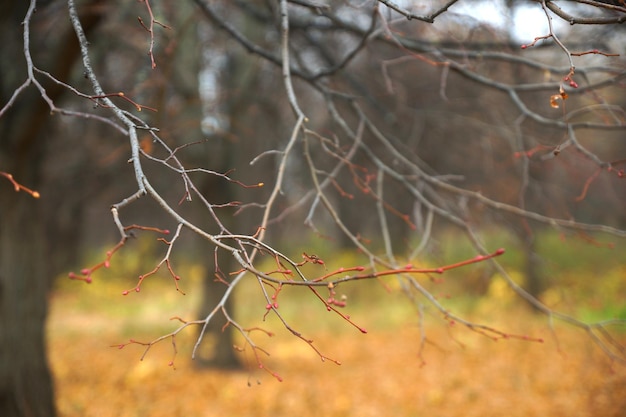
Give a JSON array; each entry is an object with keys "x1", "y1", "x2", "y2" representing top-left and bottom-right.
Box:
[{"x1": 48, "y1": 257, "x2": 625, "y2": 417}]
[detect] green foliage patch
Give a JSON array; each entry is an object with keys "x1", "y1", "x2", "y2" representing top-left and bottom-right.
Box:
[{"x1": 56, "y1": 228, "x2": 625, "y2": 337}]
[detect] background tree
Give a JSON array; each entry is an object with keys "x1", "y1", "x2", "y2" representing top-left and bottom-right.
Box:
[
  {"x1": 1, "y1": 1, "x2": 625, "y2": 416},
  {"x1": 0, "y1": 2, "x2": 106, "y2": 415}
]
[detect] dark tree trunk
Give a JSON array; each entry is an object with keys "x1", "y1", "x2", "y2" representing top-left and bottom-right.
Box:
[
  {"x1": 191, "y1": 39, "x2": 270, "y2": 369},
  {"x1": 523, "y1": 237, "x2": 544, "y2": 300},
  {"x1": 0, "y1": 179, "x2": 54, "y2": 417},
  {"x1": 194, "y1": 153, "x2": 241, "y2": 369},
  {"x1": 195, "y1": 244, "x2": 242, "y2": 369},
  {"x1": 149, "y1": 2, "x2": 244, "y2": 369},
  {"x1": 0, "y1": 3, "x2": 56, "y2": 415},
  {"x1": 512, "y1": 224, "x2": 545, "y2": 309},
  {"x1": 0, "y1": 3, "x2": 105, "y2": 415}
]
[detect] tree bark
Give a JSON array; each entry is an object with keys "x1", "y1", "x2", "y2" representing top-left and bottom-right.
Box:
[
  {"x1": 195, "y1": 239, "x2": 242, "y2": 369},
  {"x1": 146, "y1": 1, "x2": 244, "y2": 369},
  {"x1": 0, "y1": 3, "x2": 55, "y2": 415},
  {"x1": 0, "y1": 2, "x2": 105, "y2": 415},
  {"x1": 0, "y1": 182, "x2": 54, "y2": 417}
]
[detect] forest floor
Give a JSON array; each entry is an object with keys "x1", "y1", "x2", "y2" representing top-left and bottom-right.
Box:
[{"x1": 48, "y1": 273, "x2": 626, "y2": 417}]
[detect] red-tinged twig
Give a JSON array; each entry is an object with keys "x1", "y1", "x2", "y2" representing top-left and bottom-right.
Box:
[
  {"x1": 268, "y1": 293, "x2": 345, "y2": 365},
  {"x1": 520, "y1": 34, "x2": 552, "y2": 50},
  {"x1": 300, "y1": 252, "x2": 326, "y2": 267},
  {"x1": 89, "y1": 92, "x2": 157, "y2": 112},
  {"x1": 112, "y1": 319, "x2": 201, "y2": 369},
  {"x1": 234, "y1": 324, "x2": 284, "y2": 382},
  {"x1": 308, "y1": 248, "x2": 505, "y2": 286},
  {"x1": 137, "y1": 0, "x2": 170, "y2": 69},
  {"x1": 574, "y1": 159, "x2": 626, "y2": 203},
  {"x1": 68, "y1": 224, "x2": 170, "y2": 284},
  {"x1": 255, "y1": 360, "x2": 283, "y2": 382},
  {"x1": 308, "y1": 286, "x2": 367, "y2": 334},
  {"x1": 123, "y1": 223, "x2": 185, "y2": 294},
  {"x1": 572, "y1": 49, "x2": 620, "y2": 58},
  {"x1": 123, "y1": 224, "x2": 171, "y2": 235},
  {"x1": 312, "y1": 266, "x2": 366, "y2": 283},
  {"x1": 0, "y1": 171, "x2": 40, "y2": 198},
  {"x1": 329, "y1": 177, "x2": 355, "y2": 199},
  {"x1": 607, "y1": 159, "x2": 626, "y2": 179},
  {"x1": 575, "y1": 167, "x2": 602, "y2": 202},
  {"x1": 571, "y1": 230, "x2": 615, "y2": 249},
  {"x1": 445, "y1": 316, "x2": 545, "y2": 343},
  {"x1": 513, "y1": 145, "x2": 555, "y2": 159},
  {"x1": 68, "y1": 238, "x2": 126, "y2": 283}
]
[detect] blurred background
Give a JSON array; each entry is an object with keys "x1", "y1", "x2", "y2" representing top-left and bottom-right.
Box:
[{"x1": 1, "y1": 1, "x2": 625, "y2": 416}]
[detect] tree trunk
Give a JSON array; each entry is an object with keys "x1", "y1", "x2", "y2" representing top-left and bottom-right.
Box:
[
  {"x1": 195, "y1": 248, "x2": 242, "y2": 369},
  {"x1": 523, "y1": 237, "x2": 544, "y2": 300},
  {"x1": 194, "y1": 143, "x2": 241, "y2": 369},
  {"x1": 0, "y1": 2, "x2": 105, "y2": 415},
  {"x1": 0, "y1": 2, "x2": 55, "y2": 415},
  {"x1": 0, "y1": 184, "x2": 55, "y2": 417},
  {"x1": 145, "y1": 2, "x2": 244, "y2": 369}
]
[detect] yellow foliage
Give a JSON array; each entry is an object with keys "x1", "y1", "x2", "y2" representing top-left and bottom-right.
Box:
[
  {"x1": 486, "y1": 271, "x2": 525, "y2": 303},
  {"x1": 48, "y1": 281, "x2": 626, "y2": 417}
]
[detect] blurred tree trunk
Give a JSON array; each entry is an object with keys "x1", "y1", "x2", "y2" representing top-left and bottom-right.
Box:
[
  {"x1": 523, "y1": 236, "x2": 544, "y2": 301},
  {"x1": 192, "y1": 10, "x2": 277, "y2": 365},
  {"x1": 157, "y1": 2, "x2": 242, "y2": 369},
  {"x1": 0, "y1": 4, "x2": 55, "y2": 415},
  {"x1": 0, "y1": 3, "x2": 104, "y2": 415},
  {"x1": 0, "y1": 180, "x2": 53, "y2": 417},
  {"x1": 196, "y1": 176, "x2": 241, "y2": 369},
  {"x1": 194, "y1": 54, "x2": 247, "y2": 368},
  {"x1": 510, "y1": 221, "x2": 545, "y2": 305},
  {"x1": 0, "y1": 3, "x2": 56, "y2": 414}
]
